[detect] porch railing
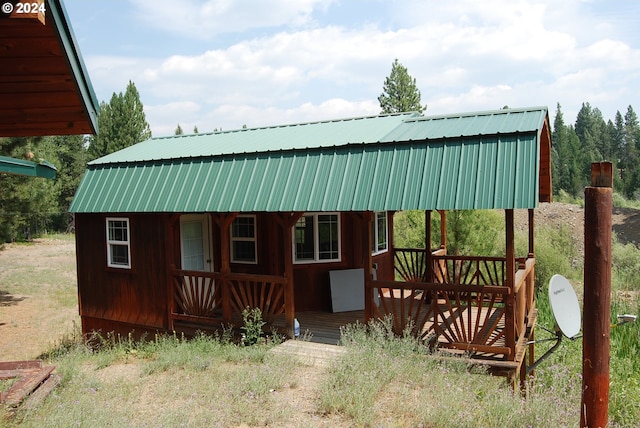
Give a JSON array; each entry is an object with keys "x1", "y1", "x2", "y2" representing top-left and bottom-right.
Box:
[
  {"x1": 170, "y1": 269, "x2": 288, "y2": 330},
  {"x1": 372, "y1": 249, "x2": 535, "y2": 360}
]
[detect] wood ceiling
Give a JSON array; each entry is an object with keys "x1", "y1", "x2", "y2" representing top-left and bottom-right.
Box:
[{"x1": 0, "y1": 0, "x2": 99, "y2": 137}]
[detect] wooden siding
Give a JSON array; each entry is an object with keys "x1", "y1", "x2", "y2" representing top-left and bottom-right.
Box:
[
  {"x1": 76, "y1": 211, "x2": 395, "y2": 335},
  {"x1": 76, "y1": 213, "x2": 169, "y2": 334}
]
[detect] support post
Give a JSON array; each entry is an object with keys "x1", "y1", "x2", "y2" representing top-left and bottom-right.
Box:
[
  {"x1": 438, "y1": 210, "x2": 447, "y2": 251},
  {"x1": 505, "y1": 209, "x2": 516, "y2": 361},
  {"x1": 363, "y1": 212, "x2": 374, "y2": 322},
  {"x1": 528, "y1": 208, "x2": 535, "y2": 258},
  {"x1": 580, "y1": 162, "x2": 612, "y2": 428},
  {"x1": 424, "y1": 210, "x2": 432, "y2": 282},
  {"x1": 213, "y1": 214, "x2": 237, "y2": 323},
  {"x1": 278, "y1": 212, "x2": 303, "y2": 339}
]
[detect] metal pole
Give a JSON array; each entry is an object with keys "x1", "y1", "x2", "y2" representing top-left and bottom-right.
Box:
[{"x1": 580, "y1": 162, "x2": 613, "y2": 428}]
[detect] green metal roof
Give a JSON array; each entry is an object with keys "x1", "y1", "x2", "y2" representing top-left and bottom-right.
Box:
[
  {"x1": 89, "y1": 113, "x2": 416, "y2": 165},
  {"x1": 0, "y1": 156, "x2": 57, "y2": 179},
  {"x1": 70, "y1": 107, "x2": 550, "y2": 213}
]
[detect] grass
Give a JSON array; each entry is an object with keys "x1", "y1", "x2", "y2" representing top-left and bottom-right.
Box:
[{"x1": 9, "y1": 332, "x2": 302, "y2": 427}]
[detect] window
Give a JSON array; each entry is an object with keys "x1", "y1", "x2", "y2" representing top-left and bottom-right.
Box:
[
  {"x1": 294, "y1": 213, "x2": 340, "y2": 263},
  {"x1": 371, "y1": 211, "x2": 388, "y2": 255},
  {"x1": 106, "y1": 217, "x2": 131, "y2": 269},
  {"x1": 231, "y1": 215, "x2": 257, "y2": 263}
]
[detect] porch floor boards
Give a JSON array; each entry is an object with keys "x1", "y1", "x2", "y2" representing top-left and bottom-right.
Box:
[
  {"x1": 290, "y1": 304, "x2": 508, "y2": 356},
  {"x1": 277, "y1": 310, "x2": 364, "y2": 345}
]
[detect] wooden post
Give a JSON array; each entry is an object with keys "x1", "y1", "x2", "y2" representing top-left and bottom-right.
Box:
[
  {"x1": 363, "y1": 212, "x2": 374, "y2": 322},
  {"x1": 213, "y1": 214, "x2": 237, "y2": 323},
  {"x1": 425, "y1": 210, "x2": 432, "y2": 282},
  {"x1": 278, "y1": 212, "x2": 303, "y2": 338},
  {"x1": 505, "y1": 209, "x2": 516, "y2": 361},
  {"x1": 581, "y1": 162, "x2": 613, "y2": 428},
  {"x1": 528, "y1": 208, "x2": 535, "y2": 258},
  {"x1": 438, "y1": 210, "x2": 447, "y2": 251}
]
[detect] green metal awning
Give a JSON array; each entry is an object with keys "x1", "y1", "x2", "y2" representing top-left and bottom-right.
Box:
[
  {"x1": 0, "y1": 156, "x2": 57, "y2": 179},
  {"x1": 70, "y1": 107, "x2": 551, "y2": 213}
]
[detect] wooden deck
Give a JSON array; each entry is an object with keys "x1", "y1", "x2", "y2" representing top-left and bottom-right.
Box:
[
  {"x1": 293, "y1": 310, "x2": 364, "y2": 345},
  {"x1": 277, "y1": 303, "x2": 535, "y2": 382}
]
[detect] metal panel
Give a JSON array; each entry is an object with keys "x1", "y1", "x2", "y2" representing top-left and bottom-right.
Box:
[
  {"x1": 70, "y1": 108, "x2": 548, "y2": 213},
  {"x1": 0, "y1": 156, "x2": 57, "y2": 179},
  {"x1": 89, "y1": 113, "x2": 416, "y2": 165}
]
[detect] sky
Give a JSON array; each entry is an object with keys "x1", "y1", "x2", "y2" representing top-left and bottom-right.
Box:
[{"x1": 63, "y1": 0, "x2": 640, "y2": 137}]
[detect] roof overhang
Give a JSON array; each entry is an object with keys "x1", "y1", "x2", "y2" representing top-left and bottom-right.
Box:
[
  {"x1": 0, "y1": 0, "x2": 99, "y2": 136},
  {"x1": 0, "y1": 155, "x2": 57, "y2": 179}
]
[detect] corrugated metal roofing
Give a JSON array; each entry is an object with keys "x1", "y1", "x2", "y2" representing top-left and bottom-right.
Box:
[
  {"x1": 0, "y1": 156, "x2": 57, "y2": 179},
  {"x1": 90, "y1": 113, "x2": 416, "y2": 165},
  {"x1": 70, "y1": 107, "x2": 549, "y2": 213}
]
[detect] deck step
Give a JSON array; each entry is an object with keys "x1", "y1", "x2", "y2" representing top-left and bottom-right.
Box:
[{"x1": 270, "y1": 340, "x2": 346, "y2": 366}]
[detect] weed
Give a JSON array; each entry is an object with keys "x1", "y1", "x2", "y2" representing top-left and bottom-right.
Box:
[{"x1": 241, "y1": 306, "x2": 265, "y2": 346}]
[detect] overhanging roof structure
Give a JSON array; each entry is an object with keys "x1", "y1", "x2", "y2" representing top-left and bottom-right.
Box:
[
  {"x1": 0, "y1": 155, "x2": 57, "y2": 179},
  {"x1": 1, "y1": 0, "x2": 99, "y2": 136},
  {"x1": 70, "y1": 107, "x2": 552, "y2": 213}
]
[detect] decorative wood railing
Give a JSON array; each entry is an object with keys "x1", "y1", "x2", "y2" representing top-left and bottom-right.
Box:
[
  {"x1": 172, "y1": 270, "x2": 223, "y2": 325},
  {"x1": 170, "y1": 269, "x2": 288, "y2": 329},
  {"x1": 226, "y1": 272, "x2": 287, "y2": 324},
  {"x1": 371, "y1": 249, "x2": 536, "y2": 360}
]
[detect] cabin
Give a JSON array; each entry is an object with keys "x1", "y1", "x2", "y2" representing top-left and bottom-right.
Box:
[{"x1": 70, "y1": 106, "x2": 552, "y2": 384}]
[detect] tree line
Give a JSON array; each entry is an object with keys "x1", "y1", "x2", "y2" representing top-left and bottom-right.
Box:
[
  {"x1": 1, "y1": 62, "x2": 639, "y2": 243},
  {"x1": 552, "y1": 102, "x2": 640, "y2": 198}
]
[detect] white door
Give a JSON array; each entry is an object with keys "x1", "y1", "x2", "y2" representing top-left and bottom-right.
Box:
[
  {"x1": 179, "y1": 214, "x2": 215, "y2": 315},
  {"x1": 180, "y1": 214, "x2": 212, "y2": 272}
]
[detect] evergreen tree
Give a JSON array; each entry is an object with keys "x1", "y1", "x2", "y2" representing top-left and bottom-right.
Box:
[
  {"x1": 87, "y1": 81, "x2": 151, "y2": 160},
  {"x1": 621, "y1": 106, "x2": 640, "y2": 198},
  {"x1": 193, "y1": 125, "x2": 199, "y2": 134},
  {"x1": 175, "y1": 124, "x2": 183, "y2": 135},
  {"x1": 378, "y1": 59, "x2": 425, "y2": 114}
]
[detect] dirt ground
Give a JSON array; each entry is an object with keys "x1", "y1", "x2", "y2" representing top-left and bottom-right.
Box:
[
  {"x1": 1, "y1": 202, "x2": 639, "y2": 362},
  {"x1": 0, "y1": 238, "x2": 79, "y2": 361}
]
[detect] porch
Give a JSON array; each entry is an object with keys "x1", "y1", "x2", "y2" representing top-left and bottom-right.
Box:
[{"x1": 169, "y1": 244, "x2": 537, "y2": 382}]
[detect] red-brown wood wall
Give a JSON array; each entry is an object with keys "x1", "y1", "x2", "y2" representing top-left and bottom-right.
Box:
[{"x1": 75, "y1": 211, "x2": 394, "y2": 335}]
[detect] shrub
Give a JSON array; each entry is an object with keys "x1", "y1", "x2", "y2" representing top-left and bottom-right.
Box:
[{"x1": 241, "y1": 307, "x2": 265, "y2": 346}]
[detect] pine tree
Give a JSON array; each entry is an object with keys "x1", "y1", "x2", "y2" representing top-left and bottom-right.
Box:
[
  {"x1": 87, "y1": 81, "x2": 151, "y2": 160},
  {"x1": 621, "y1": 106, "x2": 640, "y2": 198},
  {"x1": 175, "y1": 124, "x2": 183, "y2": 135},
  {"x1": 378, "y1": 59, "x2": 425, "y2": 114}
]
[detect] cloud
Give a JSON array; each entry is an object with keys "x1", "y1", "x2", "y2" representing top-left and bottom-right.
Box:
[
  {"x1": 128, "y1": 0, "x2": 335, "y2": 39},
  {"x1": 79, "y1": 0, "x2": 640, "y2": 135}
]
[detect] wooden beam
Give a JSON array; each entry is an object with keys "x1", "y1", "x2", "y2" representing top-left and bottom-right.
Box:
[
  {"x1": 278, "y1": 213, "x2": 299, "y2": 338},
  {"x1": 362, "y1": 211, "x2": 374, "y2": 322},
  {"x1": 425, "y1": 210, "x2": 433, "y2": 282},
  {"x1": 505, "y1": 209, "x2": 516, "y2": 361},
  {"x1": 581, "y1": 162, "x2": 613, "y2": 428},
  {"x1": 438, "y1": 210, "x2": 447, "y2": 251},
  {"x1": 528, "y1": 209, "x2": 535, "y2": 258},
  {"x1": 211, "y1": 213, "x2": 237, "y2": 322}
]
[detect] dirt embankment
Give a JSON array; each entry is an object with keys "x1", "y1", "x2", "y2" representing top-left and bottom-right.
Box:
[{"x1": 516, "y1": 202, "x2": 640, "y2": 255}]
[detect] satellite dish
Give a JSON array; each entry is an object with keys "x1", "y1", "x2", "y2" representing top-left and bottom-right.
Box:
[{"x1": 548, "y1": 274, "x2": 581, "y2": 339}]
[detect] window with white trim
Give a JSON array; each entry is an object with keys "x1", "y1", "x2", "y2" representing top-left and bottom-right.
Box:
[
  {"x1": 371, "y1": 211, "x2": 388, "y2": 255},
  {"x1": 294, "y1": 213, "x2": 341, "y2": 263},
  {"x1": 106, "y1": 217, "x2": 131, "y2": 269},
  {"x1": 231, "y1": 215, "x2": 257, "y2": 263}
]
